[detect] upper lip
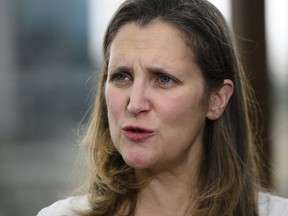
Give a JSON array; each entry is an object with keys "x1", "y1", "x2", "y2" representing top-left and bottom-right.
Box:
[{"x1": 122, "y1": 125, "x2": 155, "y2": 133}]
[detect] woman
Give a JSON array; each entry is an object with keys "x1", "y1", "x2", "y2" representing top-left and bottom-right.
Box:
[{"x1": 38, "y1": 0, "x2": 288, "y2": 215}]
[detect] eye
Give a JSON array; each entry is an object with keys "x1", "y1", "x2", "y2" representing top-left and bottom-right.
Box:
[
  {"x1": 156, "y1": 74, "x2": 178, "y2": 88},
  {"x1": 159, "y1": 75, "x2": 174, "y2": 84},
  {"x1": 110, "y1": 72, "x2": 131, "y2": 82}
]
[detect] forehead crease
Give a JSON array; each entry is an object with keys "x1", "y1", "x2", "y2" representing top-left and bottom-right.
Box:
[
  {"x1": 112, "y1": 22, "x2": 187, "y2": 46},
  {"x1": 108, "y1": 22, "x2": 196, "y2": 70}
]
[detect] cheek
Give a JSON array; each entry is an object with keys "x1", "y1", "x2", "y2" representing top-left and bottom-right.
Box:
[
  {"x1": 162, "y1": 94, "x2": 206, "y2": 145},
  {"x1": 105, "y1": 86, "x2": 123, "y2": 119},
  {"x1": 162, "y1": 91, "x2": 205, "y2": 122},
  {"x1": 105, "y1": 87, "x2": 121, "y2": 145}
]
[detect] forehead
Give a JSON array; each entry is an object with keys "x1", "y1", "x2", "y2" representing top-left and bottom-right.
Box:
[{"x1": 109, "y1": 21, "x2": 194, "y2": 63}]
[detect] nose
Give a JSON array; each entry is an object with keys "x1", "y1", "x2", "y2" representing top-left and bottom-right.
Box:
[{"x1": 127, "y1": 80, "x2": 150, "y2": 116}]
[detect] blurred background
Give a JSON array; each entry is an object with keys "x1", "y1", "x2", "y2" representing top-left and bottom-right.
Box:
[{"x1": 0, "y1": 0, "x2": 287, "y2": 215}]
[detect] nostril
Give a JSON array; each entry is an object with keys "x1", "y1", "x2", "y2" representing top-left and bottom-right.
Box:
[
  {"x1": 126, "y1": 83, "x2": 151, "y2": 115},
  {"x1": 127, "y1": 97, "x2": 149, "y2": 115}
]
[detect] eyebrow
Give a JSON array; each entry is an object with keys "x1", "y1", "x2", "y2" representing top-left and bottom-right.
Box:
[
  {"x1": 146, "y1": 66, "x2": 185, "y2": 79},
  {"x1": 108, "y1": 64, "x2": 185, "y2": 79},
  {"x1": 145, "y1": 66, "x2": 170, "y2": 74},
  {"x1": 107, "y1": 65, "x2": 132, "y2": 74}
]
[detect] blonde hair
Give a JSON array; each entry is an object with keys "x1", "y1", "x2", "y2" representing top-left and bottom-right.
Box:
[{"x1": 78, "y1": 0, "x2": 263, "y2": 215}]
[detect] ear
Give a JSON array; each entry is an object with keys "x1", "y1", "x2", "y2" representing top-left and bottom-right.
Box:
[{"x1": 206, "y1": 79, "x2": 234, "y2": 120}]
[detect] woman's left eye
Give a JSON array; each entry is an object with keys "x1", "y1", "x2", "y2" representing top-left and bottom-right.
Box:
[{"x1": 158, "y1": 75, "x2": 175, "y2": 84}]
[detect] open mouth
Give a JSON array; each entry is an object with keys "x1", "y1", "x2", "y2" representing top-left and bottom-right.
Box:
[
  {"x1": 122, "y1": 126, "x2": 155, "y2": 141},
  {"x1": 130, "y1": 129, "x2": 145, "y2": 133},
  {"x1": 123, "y1": 126, "x2": 153, "y2": 133}
]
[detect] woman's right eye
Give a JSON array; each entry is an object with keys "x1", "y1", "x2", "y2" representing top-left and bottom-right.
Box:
[{"x1": 110, "y1": 73, "x2": 131, "y2": 82}]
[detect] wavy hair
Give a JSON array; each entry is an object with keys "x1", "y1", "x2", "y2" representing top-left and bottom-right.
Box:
[{"x1": 79, "y1": 0, "x2": 262, "y2": 215}]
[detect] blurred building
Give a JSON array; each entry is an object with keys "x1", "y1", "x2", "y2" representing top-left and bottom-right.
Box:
[
  {"x1": 0, "y1": 0, "x2": 93, "y2": 215},
  {"x1": 2, "y1": 0, "x2": 93, "y2": 141},
  {"x1": 0, "y1": 0, "x2": 287, "y2": 216}
]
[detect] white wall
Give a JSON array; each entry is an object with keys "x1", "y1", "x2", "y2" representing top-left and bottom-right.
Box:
[{"x1": 266, "y1": 0, "x2": 288, "y2": 196}]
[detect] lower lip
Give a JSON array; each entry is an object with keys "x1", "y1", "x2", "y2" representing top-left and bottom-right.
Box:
[{"x1": 123, "y1": 131, "x2": 154, "y2": 141}]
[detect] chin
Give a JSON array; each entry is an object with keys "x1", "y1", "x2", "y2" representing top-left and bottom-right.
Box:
[
  {"x1": 119, "y1": 145, "x2": 159, "y2": 170},
  {"x1": 123, "y1": 154, "x2": 156, "y2": 170}
]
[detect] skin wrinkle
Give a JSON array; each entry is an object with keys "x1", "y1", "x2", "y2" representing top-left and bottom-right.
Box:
[
  {"x1": 104, "y1": 22, "x2": 216, "y2": 215},
  {"x1": 74, "y1": 1, "x2": 263, "y2": 215}
]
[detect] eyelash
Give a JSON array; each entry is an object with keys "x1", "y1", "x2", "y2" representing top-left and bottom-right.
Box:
[
  {"x1": 157, "y1": 74, "x2": 176, "y2": 84},
  {"x1": 110, "y1": 72, "x2": 131, "y2": 82}
]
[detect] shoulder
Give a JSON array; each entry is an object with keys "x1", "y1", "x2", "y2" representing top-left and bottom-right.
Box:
[
  {"x1": 37, "y1": 195, "x2": 89, "y2": 216},
  {"x1": 258, "y1": 192, "x2": 288, "y2": 216}
]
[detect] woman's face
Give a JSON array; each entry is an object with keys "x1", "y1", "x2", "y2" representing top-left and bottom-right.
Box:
[{"x1": 105, "y1": 22, "x2": 208, "y2": 172}]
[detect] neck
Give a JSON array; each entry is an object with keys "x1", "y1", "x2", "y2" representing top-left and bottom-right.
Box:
[
  {"x1": 134, "y1": 168, "x2": 199, "y2": 216},
  {"x1": 133, "y1": 137, "x2": 203, "y2": 216}
]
